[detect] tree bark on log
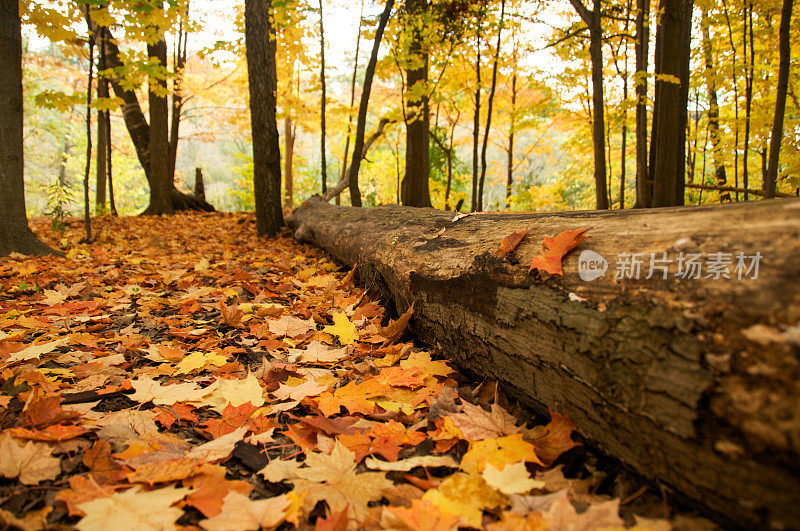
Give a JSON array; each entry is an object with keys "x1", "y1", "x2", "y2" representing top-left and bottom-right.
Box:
[{"x1": 287, "y1": 198, "x2": 800, "y2": 528}]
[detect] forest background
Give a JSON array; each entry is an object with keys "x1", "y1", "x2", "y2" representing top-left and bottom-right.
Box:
[{"x1": 20, "y1": 0, "x2": 800, "y2": 219}]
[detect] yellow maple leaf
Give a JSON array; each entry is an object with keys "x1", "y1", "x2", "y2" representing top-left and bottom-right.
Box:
[
  {"x1": 461, "y1": 434, "x2": 544, "y2": 473},
  {"x1": 200, "y1": 372, "x2": 266, "y2": 413},
  {"x1": 174, "y1": 352, "x2": 228, "y2": 375},
  {"x1": 323, "y1": 312, "x2": 358, "y2": 345},
  {"x1": 421, "y1": 473, "x2": 507, "y2": 528}
]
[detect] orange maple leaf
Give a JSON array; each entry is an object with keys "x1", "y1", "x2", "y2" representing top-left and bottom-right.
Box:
[
  {"x1": 529, "y1": 228, "x2": 589, "y2": 275},
  {"x1": 7, "y1": 424, "x2": 88, "y2": 442},
  {"x1": 202, "y1": 402, "x2": 258, "y2": 439},
  {"x1": 495, "y1": 224, "x2": 530, "y2": 255}
]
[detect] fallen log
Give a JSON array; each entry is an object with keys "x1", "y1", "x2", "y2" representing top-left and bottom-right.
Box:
[{"x1": 287, "y1": 197, "x2": 800, "y2": 528}]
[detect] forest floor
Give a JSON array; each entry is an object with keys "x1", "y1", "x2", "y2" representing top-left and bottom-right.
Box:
[{"x1": 0, "y1": 213, "x2": 716, "y2": 530}]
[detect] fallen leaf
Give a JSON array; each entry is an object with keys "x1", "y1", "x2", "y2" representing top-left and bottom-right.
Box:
[
  {"x1": 448, "y1": 402, "x2": 519, "y2": 440},
  {"x1": 421, "y1": 473, "x2": 507, "y2": 528},
  {"x1": 324, "y1": 312, "x2": 358, "y2": 345},
  {"x1": 0, "y1": 433, "x2": 61, "y2": 484},
  {"x1": 201, "y1": 491, "x2": 290, "y2": 531},
  {"x1": 186, "y1": 426, "x2": 248, "y2": 462},
  {"x1": 268, "y1": 315, "x2": 316, "y2": 337},
  {"x1": 461, "y1": 434, "x2": 544, "y2": 473},
  {"x1": 381, "y1": 499, "x2": 465, "y2": 531},
  {"x1": 365, "y1": 455, "x2": 459, "y2": 471},
  {"x1": 7, "y1": 338, "x2": 68, "y2": 363},
  {"x1": 529, "y1": 228, "x2": 588, "y2": 275},
  {"x1": 482, "y1": 462, "x2": 545, "y2": 494},
  {"x1": 75, "y1": 486, "x2": 189, "y2": 531},
  {"x1": 495, "y1": 225, "x2": 530, "y2": 255}
]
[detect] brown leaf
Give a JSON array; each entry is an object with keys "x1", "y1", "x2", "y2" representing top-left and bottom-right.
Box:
[{"x1": 495, "y1": 225, "x2": 530, "y2": 255}]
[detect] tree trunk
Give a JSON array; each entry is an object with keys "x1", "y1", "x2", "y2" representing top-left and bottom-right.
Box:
[
  {"x1": 570, "y1": 0, "x2": 609, "y2": 210},
  {"x1": 169, "y1": 8, "x2": 188, "y2": 184},
  {"x1": 339, "y1": 0, "x2": 365, "y2": 189},
  {"x1": 471, "y1": 11, "x2": 482, "y2": 212},
  {"x1": 144, "y1": 33, "x2": 174, "y2": 216},
  {"x1": 478, "y1": 0, "x2": 505, "y2": 212},
  {"x1": 82, "y1": 17, "x2": 94, "y2": 241},
  {"x1": 743, "y1": 2, "x2": 755, "y2": 200},
  {"x1": 284, "y1": 116, "x2": 295, "y2": 209},
  {"x1": 764, "y1": 0, "x2": 793, "y2": 199},
  {"x1": 634, "y1": 0, "x2": 651, "y2": 208},
  {"x1": 701, "y1": 9, "x2": 730, "y2": 202},
  {"x1": 245, "y1": 0, "x2": 283, "y2": 235},
  {"x1": 89, "y1": 21, "x2": 213, "y2": 213},
  {"x1": 194, "y1": 168, "x2": 205, "y2": 200},
  {"x1": 506, "y1": 68, "x2": 517, "y2": 210},
  {"x1": 347, "y1": 0, "x2": 394, "y2": 207},
  {"x1": 650, "y1": 0, "x2": 693, "y2": 207},
  {"x1": 319, "y1": 0, "x2": 328, "y2": 195},
  {"x1": 106, "y1": 90, "x2": 116, "y2": 216},
  {"x1": 402, "y1": 0, "x2": 432, "y2": 208},
  {"x1": 0, "y1": 0, "x2": 55, "y2": 256},
  {"x1": 287, "y1": 197, "x2": 800, "y2": 529},
  {"x1": 95, "y1": 28, "x2": 108, "y2": 213}
]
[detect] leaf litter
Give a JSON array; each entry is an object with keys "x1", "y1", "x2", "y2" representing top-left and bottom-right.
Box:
[{"x1": 0, "y1": 213, "x2": 711, "y2": 530}]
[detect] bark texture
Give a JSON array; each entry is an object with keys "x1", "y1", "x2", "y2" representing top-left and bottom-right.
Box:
[
  {"x1": 145, "y1": 35, "x2": 174, "y2": 216},
  {"x1": 287, "y1": 198, "x2": 800, "y2": 528},
  {"x1": 402, "y1": 0, "x2": 432, "y2": 208},
  {"x1": 0, "y1": 0, "x2": 54, "y2": 256},
  {"x1": 650, "y1": 0, "x2": 693, "y2": 207},
  {"x1": 245, "y1": 0, "x2": 283, "y2": 235},
  {"x1": 764, "y1": 0, "x2": 793, "y2": 199}
]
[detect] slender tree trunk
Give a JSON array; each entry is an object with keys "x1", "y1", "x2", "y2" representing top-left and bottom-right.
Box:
[
  {"x1": 169, "y1": 7, "x2": 188, "y2": 184},
  {"x1": 701, "y1": 9, "x2": 730, "y2": 202},
  {"x1": 340, "y1": 0, "x2": 365, "y2": 188},
  {"x1": 82, "y1": 17, "x2": 94, "y2": 242},
  {"x1": 245, "y1": 0, "x2": 283, "y2": 234},
  {"x1": 106, "y1": 102, "x2": 116, "y2": 216},
  {"x1": 507, "y1": 67, "x2": 517, "y2": 210},
  {"x1": 319, "y1": 0, "x2": 328, "y2": 195},
  {"x1": 284, "y1": 116, "x2": 295, "y2": 209},
  {"x1": 402, "y1": 0, "x2": 432, "y2": 207},
  {"x1": 743, "y1": 2, "x2": 754, "y2": 200},
  {"x1": 0, "y1": 0, "x2": 54, "y2": 256},
  {"x1": 477, "y1": 0, "x2": 505, "y2": 212},
  {"x1": 471, "y1": 10, "x2": 482, "y2": 212},
  {"x1": 96, "y1": 27, "x2": 108, "y2": 213},
  {"x1": 634, "y1": 0, "x2": 651, "y2": 207},
  {"x1": 348, "y1": 0, "x2": 395, "y2": 207},
  {"x1": 764, "y1": 0, "x2": 793, "y2": 198},
  {"x1": 571, "y1": 0, "x2": 609, "y2": 210},
  {"x1": 650, "y1": 0, "x2": 693, "y2": 207},
  {"x1": 721, "y1": 0, "x2": 740, "y2": 200}
]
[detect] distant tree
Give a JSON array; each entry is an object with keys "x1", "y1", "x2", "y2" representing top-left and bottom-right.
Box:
[
  {"x1": 245, "y1": 0, "x2": 283, "y2": 235},
  {"x1": 348, "y1": 0, "x2": 395, "y2": 207},
  {"x1": 318, "y1": 0, "x2": 328, "y2": 196},
  {"x1": 569, "y1": 0, "x2": 610, "y2": 210},
  {"x1": 0, "y1": 0, "x2": 55, "y2": 256},
  {"x1": 764, "y1": 0, "x2": 793, "y2": 199}
]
